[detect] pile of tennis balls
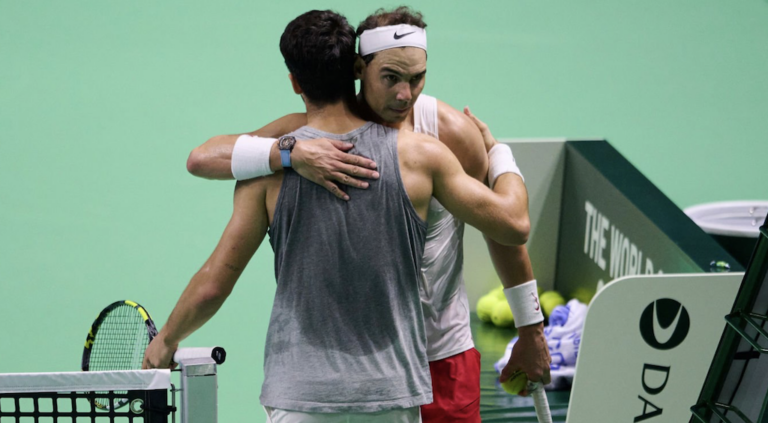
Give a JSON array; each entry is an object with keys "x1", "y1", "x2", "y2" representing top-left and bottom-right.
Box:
[{"x1": 476, "y1": 285, "x2": 566, "y2": 328}]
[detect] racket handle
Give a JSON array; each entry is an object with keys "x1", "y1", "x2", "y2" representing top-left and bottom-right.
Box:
[
  {"x1": 173, "y1": 347, "x2": 226, "y2": 365},
  {"x1": 528, "y1": 381, "x2": 553, "y2": 423}
]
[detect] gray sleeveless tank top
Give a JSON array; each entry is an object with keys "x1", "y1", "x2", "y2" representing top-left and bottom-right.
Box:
[{"x1": 259, "y1": 122, "x2": 432, "y2": 413}]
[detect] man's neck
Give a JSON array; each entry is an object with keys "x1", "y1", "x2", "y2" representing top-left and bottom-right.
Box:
[
  {"x1": 355, "y1": 92, "x2": 385, "y2": 126},
  {"x1": 305, "y1": 96, "x2": 368, "y2": 134}
]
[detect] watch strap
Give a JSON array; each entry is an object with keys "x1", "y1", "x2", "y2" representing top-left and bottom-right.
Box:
[
  {"x1": 280, "y1": 148, "x2": 291, "y2": 168},
  {"x1": 277, "y1": 135, "x2": 297, "y2": 168}
]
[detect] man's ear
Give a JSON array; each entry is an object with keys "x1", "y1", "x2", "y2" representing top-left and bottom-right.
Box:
[
  {"x1": 288, "y1": 73, "x2": 302, "y2": 94},
  {"x1": 353, "y1": 56, "x2": 366, "y2": 81}
]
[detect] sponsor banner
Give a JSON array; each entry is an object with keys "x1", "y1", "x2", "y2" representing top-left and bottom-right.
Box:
[
  {"x1": 556, "y1": 142, "x2": 738, "y2": 301},
  {"x1": 566, "y1": 273, "x2": 742, "y2": 423}
]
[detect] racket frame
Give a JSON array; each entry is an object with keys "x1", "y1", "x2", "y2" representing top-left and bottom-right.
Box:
[{"x1": 81, "y1": 300, "x2": 157, "y2": 410}]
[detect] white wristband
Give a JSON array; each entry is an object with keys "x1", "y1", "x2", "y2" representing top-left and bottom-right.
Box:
[
  {"x1": 488, "y1": 143, "x2": 524, "y2": 189},
  {"x1": 231, "y1": 135, "x2": 276, "y2": 180},
  {"x1": 504, "y1": 279, "x2": 544, "y2": 328}
]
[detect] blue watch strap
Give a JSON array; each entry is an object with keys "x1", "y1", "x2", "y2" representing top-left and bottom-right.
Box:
[{"x1": 280, "y1": 148, "x2": 291, "y2": 168}]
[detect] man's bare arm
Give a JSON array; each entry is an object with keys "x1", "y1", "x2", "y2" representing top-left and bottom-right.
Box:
[
  {"x1": 142, "y1": 179, "x2": 269, "y2": 369},
  {"x1": 408, "y1": 133, "x2": 529, "y2": 246},
  {"x1": 186, "y1": 113, "x2": 307, "y2": 179},
  {"x1": 461, "y1": 107, "x2": 551, "y2": 391},
  {"x1": 439, "y1": 107, "x2": 539, "y2": 287},
  {"x1": 488, "y1": 241, "x2": 550, "y2": 392},
  {"x1": 454, "y1": 107, "x2": 534, "y2": 280},
  {"x1": 186, "y1": 114, "x2": 379, "y2": 199},
  {"x1": 435, "y1": 100, "x2": 489, "y2": 182}
]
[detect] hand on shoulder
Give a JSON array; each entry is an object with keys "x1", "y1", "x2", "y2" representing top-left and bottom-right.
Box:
[{"x1": 462, "y1": 106, "x2": 498, "y2": 152}]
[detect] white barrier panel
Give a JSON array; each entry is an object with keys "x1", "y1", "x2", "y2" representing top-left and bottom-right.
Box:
[{"x1": 567, "y1": 273, "x2": 743, "y2": 423}]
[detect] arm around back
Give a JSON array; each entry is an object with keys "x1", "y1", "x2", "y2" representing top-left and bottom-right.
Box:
[
  {"x1": 186, "y1": 113, "x2": 308, "y2": 180},
  {"x1": 407, "y1": 132, "x2": 530, "y2": 246},
  {"x1": 185, "y1": 114, "x2": 379, "y2": 199},
  {"x1": 436, "y1": 103, "x2": 530, "y2": 230}
]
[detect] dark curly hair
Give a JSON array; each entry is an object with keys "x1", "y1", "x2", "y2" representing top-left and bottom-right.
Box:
[
  {"x1": 356, "y1": 6, "x2": 427, "y2": 64},
  {"x1": 280, "y1": 10, "x2": 357, "y2": 106}
]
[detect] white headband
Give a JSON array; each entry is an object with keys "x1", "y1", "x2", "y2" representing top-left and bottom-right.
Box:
[{"x1": 358, "y1": 24, "x2": 427, "y2": 56}]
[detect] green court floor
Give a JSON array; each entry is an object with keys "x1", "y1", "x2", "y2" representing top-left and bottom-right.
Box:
[{"x1": 471, "y1": 315, "x2": 570, "y2": 422}]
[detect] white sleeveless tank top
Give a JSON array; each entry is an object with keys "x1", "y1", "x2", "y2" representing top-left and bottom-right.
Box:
[{"x1": 413, "y1": 94, "x2": 474, "y2": 361}]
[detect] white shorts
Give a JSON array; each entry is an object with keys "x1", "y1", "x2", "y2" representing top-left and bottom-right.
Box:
[{"x1": 263, "y1": 406, "x2": 421, "y2": 423}]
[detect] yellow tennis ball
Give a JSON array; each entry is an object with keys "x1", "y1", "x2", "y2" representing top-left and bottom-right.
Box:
[
  {"x1": 491, "y1": 301, "x2": 515, "y2": 327},
  {"x1": 571, "y1": 287, "x2": 595, "y2": 305},
  {"x1": 501, "y1": 371, "x2": 527, "y2": 395},
  {"x1": 476, "y1": 294, "x2": 499, "y2": 323},
  {"x1": 539, "y1": 291, "x2": 566, "y2": 317},
  {"x1": 491, "y1": 285, "x2": 506, "y2": 301}
]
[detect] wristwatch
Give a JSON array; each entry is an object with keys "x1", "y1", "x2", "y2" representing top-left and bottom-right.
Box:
[{"x1": 278, "y1": 135, "x2": 297, "y2": 168}]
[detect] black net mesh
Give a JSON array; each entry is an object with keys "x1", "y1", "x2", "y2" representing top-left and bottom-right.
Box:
[{"x1": 0, "y1": 388, "x2": 171, "y2": 422}]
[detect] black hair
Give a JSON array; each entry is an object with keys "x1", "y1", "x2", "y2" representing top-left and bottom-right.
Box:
[{"x1": 280, "y1": 10, "x2": 357, "y2": 106}]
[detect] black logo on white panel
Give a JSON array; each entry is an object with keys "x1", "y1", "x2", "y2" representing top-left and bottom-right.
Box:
[
  {"x1": 639, "y1": 299, "x2": 690, "y2": 350},
  {"x1": 393, "y1": 31, "x2": 415, "y2": 39}
]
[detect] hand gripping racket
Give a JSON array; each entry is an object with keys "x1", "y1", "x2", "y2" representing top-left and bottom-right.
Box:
[
  {"x1": 82, "y1": 300, "x2": 226, "y2": 410},
  {"x1": 527, "y1": 380, "x2": 553, "y2": 423}
]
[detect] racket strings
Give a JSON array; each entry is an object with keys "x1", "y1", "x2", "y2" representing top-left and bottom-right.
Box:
[
  {"x1": 85, "y1": 302, "x2": 152, "y2": 410},
  {"x1": 90, "y1": 304, "x2": 149, "y2": 371}
]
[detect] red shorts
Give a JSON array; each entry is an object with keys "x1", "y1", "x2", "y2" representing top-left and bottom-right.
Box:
[{"x1": 421, "y1": 348, "x2": 481, "y2": 423}]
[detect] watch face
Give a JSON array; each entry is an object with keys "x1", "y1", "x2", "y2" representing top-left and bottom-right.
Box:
[{"x1": 278, "y1": 136, "x2": 297, "y2": 150}]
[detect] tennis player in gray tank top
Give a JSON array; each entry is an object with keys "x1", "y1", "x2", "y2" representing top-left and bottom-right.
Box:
[
  {"x1": 262, "y1": 122, "x2": 432, "y2": 412},
  {"x1": 143, "y1": 10, "x2": 529, "y2": 422}
]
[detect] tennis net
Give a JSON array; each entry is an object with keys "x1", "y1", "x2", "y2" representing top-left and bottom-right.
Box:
[{"x1": 0, "y1": 369, "x2": 174, "y2": 422}]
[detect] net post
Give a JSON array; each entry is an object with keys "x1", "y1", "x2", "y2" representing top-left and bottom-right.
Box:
[{"x1": 179, "y1": 360, "x2": 219, "y2": 423}]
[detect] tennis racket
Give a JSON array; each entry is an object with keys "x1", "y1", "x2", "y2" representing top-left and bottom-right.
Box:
[
  {"x1": 82, "y1": 300, "x2": 227, "y2": 410},
  {"x1": 82, "y1": 300, "x2": 158, "y2": 410},
  {"x1": 82, "y1": 300, "x2": 157, "y2": 372},
  {"x1": 527, "y1": 380, "x2": 553, "y2": 423}
]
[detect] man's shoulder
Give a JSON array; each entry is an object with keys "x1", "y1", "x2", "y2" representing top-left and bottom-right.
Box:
[
  {"x1": 399, "y1": 129, "x2": 442, "y2": 148},
  {"x1": 433, "y1": 99, "x2": 488, "y2": 180},
  {"x1": 436, "y1": 100, "x2": 480, "y2": 141},
  {"x1": 397, "y1": 130, "x2": 449, "y2": 168}
]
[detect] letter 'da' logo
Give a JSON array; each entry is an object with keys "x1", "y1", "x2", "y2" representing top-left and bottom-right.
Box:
[{"x1": 639, "y1": 299, "x2": 690, "y2": 350}]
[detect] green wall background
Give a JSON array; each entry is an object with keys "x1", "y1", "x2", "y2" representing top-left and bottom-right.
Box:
[{"x1": 1, "y1": 1, "x2": 766, "y2": 420}]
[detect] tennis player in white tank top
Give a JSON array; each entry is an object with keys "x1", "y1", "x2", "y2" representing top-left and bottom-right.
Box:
[
  {"x1": 414, "y1": 93, "x2": 481, "y2": 362},
  {"x1": 412, "y1": 95, "x2": 530, "y2": 423}
]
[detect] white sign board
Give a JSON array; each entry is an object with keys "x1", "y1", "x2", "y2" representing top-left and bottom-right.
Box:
[{"x1": 567, "y1": 273, "x2": 743, "y2": 423}]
